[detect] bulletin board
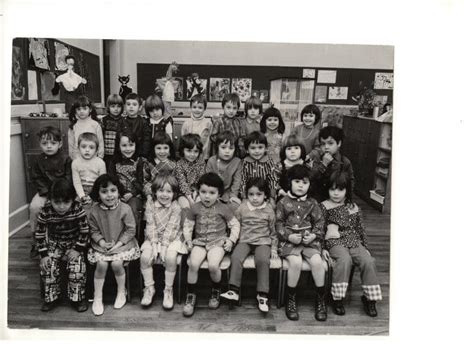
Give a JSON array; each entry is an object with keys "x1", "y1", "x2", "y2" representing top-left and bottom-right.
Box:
[
  {"x1": 137, "y1": 63, "x2": 393, "y2": 106},
  {"x1": 11, "y1": 37, "x2": 101, "y2": 105}
]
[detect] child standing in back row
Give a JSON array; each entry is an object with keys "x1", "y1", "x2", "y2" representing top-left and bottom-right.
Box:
[
  {"x1": 101, "y1": 94, "x2": 124, "y2": 167},
  {"x1": 243, "y1": 96, "x2": 263, "y2": 135},
  {"x1": 181, "y1": 94, "x2": 212, "y2": 160},
  {"x1": 120, "y1": 93, "x2": 150, "y2": 157},
  {"x1": 144, "y1": 94, "x2": 173, "y2": 151}
]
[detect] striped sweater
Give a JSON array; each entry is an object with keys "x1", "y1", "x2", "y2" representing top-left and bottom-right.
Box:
[
  {"x1": 35, "y1": 200, "x2": 89, "y2": 258},
  {"x1": 240, "y1": 155, "x2": 279, "y2": 199}
]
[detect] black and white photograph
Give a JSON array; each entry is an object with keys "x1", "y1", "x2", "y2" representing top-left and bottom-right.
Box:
[{"x1": 2, "y1": 1, "x2": 473, "y2": 343}]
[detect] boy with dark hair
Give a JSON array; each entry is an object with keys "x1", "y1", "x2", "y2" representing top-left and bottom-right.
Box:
[
  {"x1": 36, "y1": 178, "x2": 89, "y2": 312},
  {"x1": 120, "y1": 93, "x2": 150, "y2": 157},
  {"x1": 101, "y1": 94, "x2": 124, "y2": 166},
  {"x1": 310, "y1": 126, "x2": 354, "y2": 202},
  {"x1": 29, "y1": 126, "x2": 72, "y2": 258}
]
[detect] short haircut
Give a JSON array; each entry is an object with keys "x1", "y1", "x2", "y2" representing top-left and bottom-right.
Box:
[
  {"x1": 329, "y1": 170, "x2": 353, "y2": 205},
  {"x1": 145, "y1": 94, "x2": 165, "y2": 116},
  {"x1": 215, "y1": 130, "x2": 237, "y2": 149},
  {"x1": 77, "y1": 132, "x2": 99, "y2": 149},
  {"x1": 151, "y1": 171, "x2": 179, "y2": 201},
  {"x1": 190, "y1": 94, "x2": 207, "y2": 110},
  {"x1": 221, "y1": 93, "x2": 241, "y2": 109},
  {"x1": 280, "y1": 134, "x2": 306, "y2": 162},
  {"x1": 260, "y1": 106, "x2": 286, "y2": 134},
  {"x1": 68, "y1": 95, "x2": 98, "y2": 129},
  {"x1": 245, "y1": 177, "x2": 270, "y2": 199},
  {"x1": 65, "y1": 55, "x2": 75, "y2": 63},
  {"x1": 90, "y1": 174, "x2": 125, "y2": 202},
  {"x1": 244, "y1": 131, "x2": 267, "y2": 149},
  {"x1": 178, "y1": 133, "x2": 203, "y2": 157},
  {"x1": 319, "y1": 125, "x2": 345, "y2": 144},
  {"x1": 150, "y1": 132, "x2": 176, "y2": 161},
  {"x1": 49, "y1": 178, "x2": 76, "y2": 202},
  {"x1": 125, "y1": 92, "x2": 142, "y2": 105},
  {"x1": 300, "y1": 104, "x2": 321, "y2": 123},
  {"x1": 106, "y1": 94, "x2": 124, "y2": 114},
  {"x1": 197, "y1": 172, "x2": 224, "y2": 196},
  {"x1": 37, "y1": 126, "x2": 62, "y2": 142},
  {"x1": 287, "y1": 165, "x2": 311, "y2": 185},
  {"x1": 244, "y1": 96, "x2": 263, "y2": 116}
]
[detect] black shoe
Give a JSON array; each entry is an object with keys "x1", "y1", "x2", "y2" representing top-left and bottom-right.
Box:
[
  {"x1": 315, "y1": 294, "x2": 327, "y2": 321},
  {"x1": 361, "y1": 295, "x2": 378, "y2": 317},
  {"x1": 30, "y1": 244, "x2": 39, "y2": 259},
  {"x1": 73, "y1": 299, "x2": 89, "y2": 312},
  {"x1": 285, "y1": 293, "x2": 299, "y2": 321},
  {"x1": 41, "y1": 299, "x2": 59, "y2": 312},
  {"x1": 332, "y1": 298, "x2": 345, "y2": 316}
]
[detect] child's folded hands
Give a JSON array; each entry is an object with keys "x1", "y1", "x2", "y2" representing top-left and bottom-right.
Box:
[{"x1": 223, "y1": 239, "x2": 233, "y2": 252}]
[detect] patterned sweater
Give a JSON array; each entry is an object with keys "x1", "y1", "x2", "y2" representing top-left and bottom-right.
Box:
[
  {"x1": 100, "y1": 114, "x2": 123, "y2": 157},
  {"x1": 35, "y1": 200, "x2": 89, "y2": 258},
  {"x1": 240, "y1": 155, "x2": 279, "y2": 199},
  {"x1": 210, "y1": 115, "x2": 247, "y2": 157},
  {"x1": 144, "y1": 199, "x2": 182, "y2": 247},
  {"x1": 109, "y1": 156, "x2": 151, "y2": 197},
  {"x1": 143, "y1": 159, "x2": 177, "y2": 197},
  {"x1": 174, "y1": 159, "x2": 206, "y2": 197}
]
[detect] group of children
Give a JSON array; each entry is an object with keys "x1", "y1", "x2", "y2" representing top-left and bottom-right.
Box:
[{"x1": 29, "y1": 90, "x2": 382, "y2": 322}]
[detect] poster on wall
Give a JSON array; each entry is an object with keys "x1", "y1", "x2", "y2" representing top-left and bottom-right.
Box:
[
  {"x1": 28, "y1": 38, "x2": 50, "y2": 70},
  {"x1": 302, "y1": 68, "x2": 316, "y2": 78},
  {"x1": 280, "y1": 79, "x2": 298, "y2": 104},
  {"x1": 40, "y1": 71, "x2": 60, "y2": 101},
  {"x1": 54, "y1": 42, "x2": 70, "y2": 71},
  {"x1": 314, "y1": 85, "x2": 328, "y2": 103},
  {"x1": 209, "y1": 77, "x2": 230, "y2": 101},
  {"x1": 11, "y1": 45, "x2": 27, "y2": 101},
  {"x1": 374, "y1": 72, "x2": 394, "y2": 89},
  {"x1": 317, "y1": 70, "x2": 337, "y2": 84},
  {"x1": 186, "y1": 73, "x2": 207, "y2": 100},
  {"x1": 27, "y1": 70, "x2": 38, "y2": 100},
  {"x1": 328, "y1": 86, "x2": 348, "y2": 100},
  {"x1": 231, "y1": 78, "x2": 252, "y2": 102}
]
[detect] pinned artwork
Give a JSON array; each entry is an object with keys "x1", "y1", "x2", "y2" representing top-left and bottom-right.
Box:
[
  {"x1": 186, "y1": 73, "x2": 207, "y2": 99},
  {"x1": 27, "y1": 70, "x2": 38, "y2": 100},
  {"x1": 54, "y1": 42, "x2": 70, "y2": 71},
  {"x1": 209, "y1": 78, "x2": 231, "y2": 101},
  {"x1": 374, "y1": 72, "x2": 394, "y2": 89},
  {"x1": 40, "y1": 71, "x2": 60, "y2": 101},
  {"x1": 11, "y1": 45, "x2": 27, "y2": 100},
  {"x1": 314, "y1": 85, "x2": 328, "y2": 103},
  {"x1": 231, "y1": 78, "x2": 252, "y2": 102},
  {"x1": 29, "y1": 38, "x2": 50, "y2": 70},
  {"x1": 317, "y1": 70, "x2": 337, "y2": 84},
  {"x1": 328, "y1": 86, "x2": 348, "y2": 100},
  {"x1": 302, "y1": 68, "x2": 316, "y2": 78}
]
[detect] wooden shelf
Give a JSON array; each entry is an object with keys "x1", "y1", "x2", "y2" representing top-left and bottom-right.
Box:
[{"x1": 378, "y1": 146, "x2": 391, "y2": 153}]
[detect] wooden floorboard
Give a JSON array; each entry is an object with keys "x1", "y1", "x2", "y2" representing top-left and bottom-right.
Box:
[{"x1": 7, "y1": 195, "x2": 390, "y2": 335}]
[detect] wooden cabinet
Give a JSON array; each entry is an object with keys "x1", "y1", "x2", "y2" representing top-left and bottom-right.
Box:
[{"x1": 342, "y1": 116, "x2": 392, "y2": 213}]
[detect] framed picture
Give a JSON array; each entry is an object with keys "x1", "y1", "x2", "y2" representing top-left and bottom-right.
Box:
[
  {"x1": 374, "y1": 72, "x2": 394, "y2": 89},
  {"x1": 314, "y1": 85, "x2": 328, "y2": 103},
  {"x1": 11, "y1": 42, "x2": 28, "y2": 101},
  {"x1": 302, "y1": 68, "x2": 316, "y2": 78},
  {"x1": 231, "y1": 78, "x2": 252, "y2": 102},
  {"x1": 186, "y1": 74, "x2": 207, "y2": 100},
  {"x1": 209, "y1": 77, "x2": 230, "y2": 101},
  {"x1": 328, "y1": 86, "x2": 348, "y2": 100}
]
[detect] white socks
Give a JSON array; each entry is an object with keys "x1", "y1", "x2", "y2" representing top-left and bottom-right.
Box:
[
  {"x1": 94, "y1": 278, "x2": 105, "y2": 300},
  {"x1": 165, "y1": 270, "x2": 176, "y2": 289}
]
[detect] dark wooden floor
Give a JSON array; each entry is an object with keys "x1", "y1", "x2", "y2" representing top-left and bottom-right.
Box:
[{"x1": 7, "y1": 196, "x2": 390, "y2": 335}]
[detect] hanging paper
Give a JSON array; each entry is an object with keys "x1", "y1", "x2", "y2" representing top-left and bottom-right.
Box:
[
  {"x1": 55, "y1": 42, "x2": 70, "y2": 71},
  {"x1": 374, "y1": 73, "x2": 394, "y2": 89},
  {"x1": 328, "y1": 86, "x2": 348, "y2": 100},
  {"x1": 317, "y1": 70, "x2": 337, "y2": 84},
  {"x1": 231, "y1": 78, "x2": 252, "y2": 102},
  {"x1": 29, "y1": 38, "x2": 50, "y2": 70},
  {"x1": 27, "y1": 70, "x2": 38, "y2": 100},
  {"x1": 302, "y1": 69, "x2": 315, "y2": 78},
  {"x1": 11, "y1": 46, "x2": 27, "y2": 100}
]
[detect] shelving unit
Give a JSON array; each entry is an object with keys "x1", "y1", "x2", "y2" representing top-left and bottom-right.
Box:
[{"x1": 342, "y1": 115, "x2": 392, "y2": 213}]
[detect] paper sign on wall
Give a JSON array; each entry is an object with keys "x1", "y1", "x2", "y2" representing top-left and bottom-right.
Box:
[
  {"x1": 317, "y1": 70, "x2": 337, "y2": 84},
  {"x1": 302, "y1": 68, "x2": 315, "y2": 78},
  {"x1": 328, "y1": 86, "x2": 348, "y2": 100},
  {"x1": 374, "y1": 73, "x2": 394, "y2": 89}
]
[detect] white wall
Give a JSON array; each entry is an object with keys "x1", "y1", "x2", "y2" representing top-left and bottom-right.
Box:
[{"x1": 109, "y1": 40, "x2": 394, "y2": 93}]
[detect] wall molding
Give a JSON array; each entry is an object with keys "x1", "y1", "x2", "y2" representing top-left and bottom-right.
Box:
[
  {"x1": 9, "y1": 204, "x2": 30, "y2": 237},
  {"x1": 9, "y1": 221, "x2": 30, "y2": 237}
]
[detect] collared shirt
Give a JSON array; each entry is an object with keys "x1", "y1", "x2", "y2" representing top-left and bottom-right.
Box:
[
  {"x1": 144, "y1": 199, "x2": 182, "y2": 247},
  {"x1": 240, "y1": 155, "x2": 279, "y2": 198},
  {"x1": 275, "y1": 195, "x2": 325, "y2": 251},
  {"x1": 31, "y1": 152, "x2": 72, "y2": 196},
  {"x1": 235, "y1": 200, "x2": 277, "y2": 251}
]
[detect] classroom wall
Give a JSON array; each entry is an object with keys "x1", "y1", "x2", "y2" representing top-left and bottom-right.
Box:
[
  {"x1": 108, "y1": 40, "x2": 394, "y2": 96},
  {"x1": 9, "y1": 39, "x2": 104, "y2": 234}
]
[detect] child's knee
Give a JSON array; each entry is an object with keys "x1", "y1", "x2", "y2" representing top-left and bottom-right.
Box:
[{"x1": 111, "y1": 261, "x2": 125, "y2": 274}]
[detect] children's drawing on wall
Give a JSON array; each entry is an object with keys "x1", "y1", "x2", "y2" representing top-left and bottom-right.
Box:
[
  {"x1": 54, "y1": 42, "x2": 70, "y2": 71},
  {"x1": 28, "y1": 38, "x2": 50, "y2": 70},
  {"x1": 27, "y1": 70, "x2": 38, "y2": 100},
  {"x1": 280, "y1": 79, "x2": 297, "y2": 103},
  {"x1": 231, "y1": 78, "x2": 252, "y2": 102},
  {"x1": 302, "y1": 68, "x2": 316, "y2": 79},
  {"x1": 317, "y1": 70, "x2": 337, "y2": 84},
  {"x1": 119, "y1": 75, "x2": 132, "y2": 100},
  {"x1": 314, "y1": 85, "x2": 328, "y2": 103},
  {"x1": 374, "y1": 72, "x2": 394, "y2": 89},
  {"x1": 251, "y1": 89, "x2": 269, "y2": 102},
  {"x1": 328, "y1": 86, "x2": 348, "y2": 100},
  {"x1": 186, "y1": 73, "x2": 207, "y2": 100},
  {"x1": 209, "y1": 77, "x2": 230, "y2": 101},
  {"x1": 11, "y1": 45, "x2": 27, "y2": 100},
  {"x1": 41, "y1": 71, "x2": 60, "y2": 101},
  {"x1": 52, "y1": 55, "x2": 87, "y2": 112}
]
